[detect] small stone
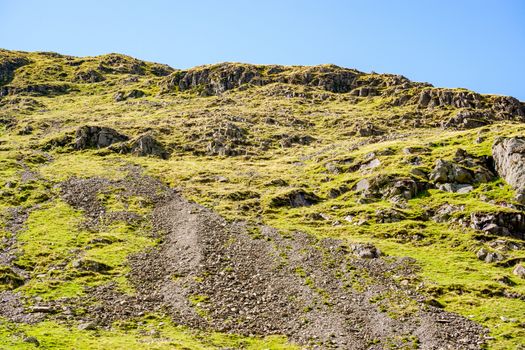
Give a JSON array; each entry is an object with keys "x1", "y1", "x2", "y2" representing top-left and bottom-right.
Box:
[
  {"x1": 354, "y1": 179, "x2": 370, "y2": 192},
  {"x1": 484, "y1": 252, "x2": 504, "y2": 263},
  {"x1": 344, "y1": 215, "x2": 354, "y2": 223},
  {"x1": 351, "y1": 243, "x2": 380, "y2": 258},
  {"x1": 78, "y1": 321, "x2": 98, "y2": 331},
  {"x1": 476, "y1": 248, "x2": 488, "y2": 260},
  {"x1": 23, "y1": 336, "x2": 39, "y2": 346},
  {"x1": 512, "y1": 264, "x2": 525, "y2": 279}
]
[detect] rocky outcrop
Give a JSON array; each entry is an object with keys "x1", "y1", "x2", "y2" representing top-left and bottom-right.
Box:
[
  {"x1": 416, "y1": 89, "x2": 484, "y2": 109},
  {"x1": 491, "y1": 96, "x2": 525, "y2": 118},
  {"x1": 80, "y1": 130, "x2": 170, "y2": 159},
  {"x1": 513, "y1": 264, "x2": 525, "y2": 279},
  {"x1": 352, "y1": 122, "x2": 384, "y2": 137},
  {"x1": 163, "y1": 64, "x2": 265, "y2": 95},
  {"x1": 430, "y1": 149, "x2": 495, "y2": 193},
  {"x1": 354, "y1": 175, "x2": 429, "y2": 201},
  {"x1": 74, "y1": 126, "x2": 129, "y2": 150},
  {"x1": 269, "y1": 189, "x2": 321, "y2": 208},
  {"x1": 430, "y1": 160, "x2": 474, "y2": 184},
  {"x1": 442, "y1": 110, "x2": 489, "y2": 129},
  {"x1": 470, "y1": 211, "x2": 525, "y2": 240},
  {"x1": 73, "y1": 259, "x2": 112, "y2": 273},
  {"x1": 0, "y1": 54, "x2": 30, "y2": 85},
  {"x1": 205, "y1": 123, "x2": 248, "y2": 156},
  {"x1": 114, "y1": 89, "x2": 145, "y2": 102},
  {"x1": 126, "y1": 134, "x2": 168, "y2": 159},
  {"x1": 0, "y1": 83, "x2": 70, "y2": 97},
  {"x1": 492, "y1": 137, "x2": 525, "y2": 203},
  {"x1": 161, "y1": 63, "x2": 361, "y2": 95},
  {"x1": 284, "y1": 65, "x2": 360, "y2": 93},
  {"x1": 74, "y1": 69, "x2": 105, "y2": 83},
  {"x1": 279, "y1": 134, "x2": 315, "y2": 148},
  {"x1": 97, "y1": 54, "x2": 147, "y2": 75},
  {"x1": 391, "y1": 87, "x2": 525, "y2": 122}
]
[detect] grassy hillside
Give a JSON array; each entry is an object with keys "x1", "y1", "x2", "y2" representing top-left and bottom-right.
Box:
[{"x1": 1, "y1": 49, "x2": 524, "y2": 349}]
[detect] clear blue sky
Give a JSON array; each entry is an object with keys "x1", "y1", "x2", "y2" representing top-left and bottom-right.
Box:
[{"x1": 1, "y1": 0, "x2": 524, "y2": 100}]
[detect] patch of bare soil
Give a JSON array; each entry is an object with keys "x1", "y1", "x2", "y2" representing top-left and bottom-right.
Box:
[{"x1": 127, "y1": 194, "x2": 486, "y2": 349}]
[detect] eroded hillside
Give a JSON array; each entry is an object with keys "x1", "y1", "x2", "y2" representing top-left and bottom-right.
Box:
[{"x1": 1, "y1": 49, "x2": 525, "y2": 349}]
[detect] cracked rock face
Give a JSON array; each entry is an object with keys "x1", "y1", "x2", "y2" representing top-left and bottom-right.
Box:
[
  {"x1": 161, "y1": 63, "x2": 361, "y2": 96},
  {"x1": 492, "y1": 137, "x2": 525, "y2": 203}
]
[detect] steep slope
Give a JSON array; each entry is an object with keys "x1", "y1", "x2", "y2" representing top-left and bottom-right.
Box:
[{"x1": 1, "y1": 49, "x2": 525, "y2": 349}]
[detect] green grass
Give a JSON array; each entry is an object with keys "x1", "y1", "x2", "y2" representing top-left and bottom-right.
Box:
[
  {"x1": 15, "y1": 198, "x2": 156, "y2": 299},
  {"x1": 0, "y1": 317, "x2": 298, "y2": 350}
]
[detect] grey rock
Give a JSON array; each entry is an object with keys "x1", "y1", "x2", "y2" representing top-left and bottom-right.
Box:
[
  {"x1": 161, "y1": 63, "x2": 360, "y2": 96},
  {"x1": 410, "y1": 167, "x2": 428, "y2": 179},
  {"x1": 74, "y1": 126, "x2": 129, "y2": 150},
  {"x1": 375, "y1": 208, "x2": 405, "y2": 223},
  {"x1": 476, "y1": 248, "x2": 488, "y2": 260},
  {"x1": 430, "y1": 159, "x2": 474, "y2": 184},
  {"x1": 351, "y1": 244, "x2": 380, "y2": 259},
  {"x1": 437, "y1": 183, "x2": 474, "y2": 194},
  {"x1": 78, "y1": 321, "x2": 98, "y2": 330},
  {"x1": 354, "y1": 122, "x2": 384, "y2": 137},
  {"x1": 484, "y1": 252, "x2": 504, "y2": 263},
  {"x1": 512, "y1": 264, "x2": 525, "y2": 279},
  {"x1": 442, "y1": 110, "x2": 488, "y2": 129},
  {"x1": 470, "y1": 212, "x2": 525, "y2": 239},
  {"x1": 416, "y1": 89, "x2": 483, "y2": 109},
  {"x1": 363, "y1": 158, "x2": 381, "y2": 170},
  {"x1": 114, "y1": 89, "x2": 145, "y2": 102},
  {"x1": 74, "y1": 69, "x2": 105, "y2": 83},
  {"x1": 128, "y1": 134, "x2": 168, "y2": 159},
  {"x1": 492, "y1": 137, "x2": 525, "y2": 202},
  {"x1": 325, "y1": 162, "x2": 342, "y2": 174},
  {"x1": 73, "y1": 259, "x2": 112, "y2": 273},
  {"x1": 403, "y1": 146, "x2": 430, "y2": 155},
  {"x1": 269, "y1": 189, "x2": 320, "y2": 208},
  {"x1": 354, "y1": 179, "x2": 370, "y2": 192},
  {"x1": 432, "y1": 204, "x2": 464, "y2": 223},
  {"x1": 206, "y1": 123, "x2": 248, "y2": 156}
]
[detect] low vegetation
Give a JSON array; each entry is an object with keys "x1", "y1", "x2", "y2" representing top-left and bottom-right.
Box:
[{"x1": 1, "y1": 48, "x2": 524, "y2": 349}]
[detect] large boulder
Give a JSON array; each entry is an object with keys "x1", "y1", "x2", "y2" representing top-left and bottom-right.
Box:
[
  {"x1": 74, "y1": 126, "x2": 129, "y2": 150},
  {"x1": 127, "y1": 134, "x2": 168, "y2": 159},
  {"x1": 429, "y1": 159, "x2": 474, "y2": 184},
  {"x1": 492, "y1": 137, "x2": 525, "y2": 203}
]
